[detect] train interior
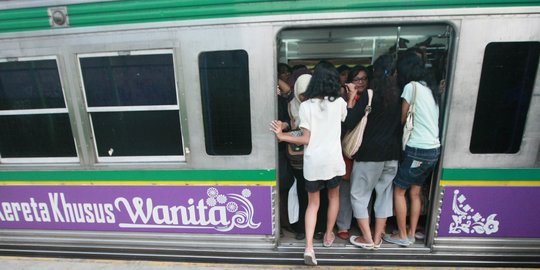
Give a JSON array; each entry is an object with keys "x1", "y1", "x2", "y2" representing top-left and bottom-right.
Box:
[{"x1": 276, "y1": 24, "x2": 452, "y2": 248}]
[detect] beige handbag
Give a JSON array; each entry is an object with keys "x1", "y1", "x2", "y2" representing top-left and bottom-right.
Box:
[
  {"x1": 342, "y1": 89, "x2": 373, "y2": 159},
  {"x1": 402, "y1": 82, "x2": 417, "y2": 150}
]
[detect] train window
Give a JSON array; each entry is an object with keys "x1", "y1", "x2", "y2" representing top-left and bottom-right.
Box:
[
  {"x1": 199, "y1": 50, "x2": 252, "y2": 155},
  {"x1": 81, "y1": 54, "x2": 177, "y2": 107},
  {"x1": 470, "y1": 42, "x2": 540, "y2": 154},
  {"x1": 0, "y1": 57, "x2": 78, "y2": 162},
  {"x1": 79, "y1": 50, "x2": 184, "y2": 162}
]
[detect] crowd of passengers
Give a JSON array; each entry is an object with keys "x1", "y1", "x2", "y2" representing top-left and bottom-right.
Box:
[{"x1": 271, "y1": 49, "x2": 442, "y2": 266}]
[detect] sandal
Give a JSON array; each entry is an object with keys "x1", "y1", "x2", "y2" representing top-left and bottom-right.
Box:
[
  {"x1": 337, "y1": 230, "x2": 350, "y2": 240},
  {"x1": 303, "y1": 248, "x2": 317, "y2": 266},
  {"x1": 349, "y1": 235, "x2": 374, "y2": 250},
  {"x1": 373, "y1": 238, "x2": 383, "y2": 250},
  {"x1": 323, "y1": 232, "x2": 335, "y2": 247}
]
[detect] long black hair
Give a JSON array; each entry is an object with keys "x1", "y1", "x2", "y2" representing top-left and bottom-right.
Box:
[
  {"x1": 371, "y1": 54, "x2": 399, "y2": 108},
  {"x1": 303, "y1": 60, "x2": 341, "y2": 101},
  {"x1": 397, "y1": 51, "x2": 438, "y2": 104}
]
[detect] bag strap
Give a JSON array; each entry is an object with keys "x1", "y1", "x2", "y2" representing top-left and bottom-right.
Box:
[
  {"x1": 365, "y1": 89, "x2": 373, "y2": 115},
  {"x1": 348, "y1": 89, "x2": 374, "y2": 131},
  {"x1": 410, "y1": 82, "x2": 417, "y2": 114}
]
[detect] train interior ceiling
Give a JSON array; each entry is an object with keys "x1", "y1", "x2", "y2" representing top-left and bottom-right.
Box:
[{"x1": 278, "y1": 24, "x2": 451, "y2": 72}]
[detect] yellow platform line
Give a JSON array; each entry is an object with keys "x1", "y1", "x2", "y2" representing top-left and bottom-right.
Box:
[{"x1": 440, "y1": 180, "x2": 540, "y2": 186}]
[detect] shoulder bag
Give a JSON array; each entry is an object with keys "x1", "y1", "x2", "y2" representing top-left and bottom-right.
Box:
[
  {"x1": 402, "y1": 82, "x2": 417, "y2": 150},
  {"x1": 286, "y1": 129, "x2": 304, "y2": 170},
  {"x1": 342, "y1": 89, "x2": 373, "y2": 159}
]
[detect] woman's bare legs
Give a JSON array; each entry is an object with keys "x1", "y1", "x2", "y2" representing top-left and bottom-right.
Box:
[
  {"x1": 373, "y1": 218, "x2": 387, "y2": 245},
  {"x1": 408, "y1": 185, "x2": 422, "y2": 240},
  {"x1": 305, "y1": 190, "x2": 320, "y2": 251},
  {"x1": 325, "y1": 185, "x2": 340, "y2": 241},
  {"x1": 356, "y1": 218, "x2": 373, "y2": 244},
  {"x1": 393, "y1": 186, "x2": 408, "y2": 240}
]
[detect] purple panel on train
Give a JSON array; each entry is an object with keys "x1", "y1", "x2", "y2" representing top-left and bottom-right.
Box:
[
  {"x1": 438, "y1": 186, "x2": 540, "y2": 237},
  {"x1": 0, "y1": 185, "x2": 273, "y2": 234}
]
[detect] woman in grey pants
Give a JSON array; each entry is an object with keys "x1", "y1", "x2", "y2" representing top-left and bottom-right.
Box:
[{"x1": 343, "y1": 54, "x2": 402, "y2": 249}]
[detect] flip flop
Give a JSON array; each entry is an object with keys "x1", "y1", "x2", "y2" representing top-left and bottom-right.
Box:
[
  {"x1": 349, "y1": 235, "x2": 374, "y2": 250},
  {"x1": 323, "y1": 232, "x2": 335, "y2": 247},
  {"x1": 303, "y1": 249, "x2": 317, "y2": 266}
]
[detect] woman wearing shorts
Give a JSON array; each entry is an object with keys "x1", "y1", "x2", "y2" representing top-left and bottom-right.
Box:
[
  {"x1": 384, "y1": 52, "x2": 440, "y2": 247},
  {"x1": 271, "y1": 60, "x2": 347, "y2": 265}
]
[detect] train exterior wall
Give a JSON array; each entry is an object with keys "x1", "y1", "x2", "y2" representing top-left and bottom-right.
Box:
[{"x1": 0, "y1": 0, "x2": 539, "y2": 265}]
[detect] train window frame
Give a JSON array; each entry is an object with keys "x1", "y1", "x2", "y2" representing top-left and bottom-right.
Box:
[
  {"x1": 77, "y1": 49, "x2": 185, "y2": 163},
  {"x1": 0, "y1": 55, "x2": 79, "y2": 164},
  {"x1": 469, "y1": 41, "x2": 540, "y2": 154},
  {"x1": 198, "y1": 50, "x2": 252, "y2": 156}
]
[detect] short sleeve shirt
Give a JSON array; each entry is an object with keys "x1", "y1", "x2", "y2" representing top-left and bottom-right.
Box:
[
  {"x1": 401, "y1": 81, "x2": 440, "y2": 149},
  {"x1": 299, "y1": 97, "x2": 347, "y2": 181}
]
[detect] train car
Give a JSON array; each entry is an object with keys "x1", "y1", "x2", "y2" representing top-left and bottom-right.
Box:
[{"x1": 0, "y1": 0, "x2": 539, "y2": 266}]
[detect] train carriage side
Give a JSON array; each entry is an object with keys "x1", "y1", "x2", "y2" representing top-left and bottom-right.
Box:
[
  {"x1": 433, "y1": 13, "x2": 540, "y2": 256},
  {"x1": 0, "y1": 0, "x2": 539, "y2": 266},
  {"x1": 0, "y1": 4, "x2": 279, "y2": 259}
]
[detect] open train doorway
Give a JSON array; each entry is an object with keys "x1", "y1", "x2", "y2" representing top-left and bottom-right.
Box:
[{"x1": 276, "y1": 24, "x2": 453, "y2": 251}]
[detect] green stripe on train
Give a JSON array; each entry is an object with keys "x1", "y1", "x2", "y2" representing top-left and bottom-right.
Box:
[
  {"x1": 442, "y1": 168, "x2": 540, "y2": 181},
  {"x1": 1, "y1": 0, "x2": 539, "y2": 33},
  {"x1": 0, "y1": 169, "x2": 275, "y2": 181}
]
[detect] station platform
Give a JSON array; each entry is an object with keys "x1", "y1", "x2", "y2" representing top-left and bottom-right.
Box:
[{"x1": 0, "y1": 256, "x2": 535, "y2": 270}]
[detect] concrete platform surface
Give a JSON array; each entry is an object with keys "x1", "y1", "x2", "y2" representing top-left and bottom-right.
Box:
[{"x1": 0, "y1": 256, "x2": 534, "y2": 270}]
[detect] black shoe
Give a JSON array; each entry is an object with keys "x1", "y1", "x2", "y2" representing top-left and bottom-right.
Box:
[
  {"x1": 314, "y1": 232, "x2": 324, "y2": 240},
  {"x1": 295, "y1": 232, "x2": 306, "y2": 240}
]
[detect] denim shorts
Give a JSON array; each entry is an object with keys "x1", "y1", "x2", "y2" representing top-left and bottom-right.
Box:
[
  {"x1": 305, "y1": 175, "x2": 341, "y2": 193},
  {"x1": 393, "y1": 146, "x2": 440, "y2": 189}
]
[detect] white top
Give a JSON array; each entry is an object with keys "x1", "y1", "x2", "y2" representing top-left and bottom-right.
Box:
[
  {"x1": 299, "y1": 97, "x2": 347, "y2": 181},
  {"x1": 401, "y1": 81, "x2": 440, "y2": 149}
]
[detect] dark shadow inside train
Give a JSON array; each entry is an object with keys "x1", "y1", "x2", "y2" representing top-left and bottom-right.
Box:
[{"x1": 276, "y1": 24, "x2": 453, "y2": 247}]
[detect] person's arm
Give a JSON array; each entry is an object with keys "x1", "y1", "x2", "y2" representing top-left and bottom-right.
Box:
[
  {"x1": 270, "y1": 120, "x2": 310, "y2": 145},
  {"x1": 400, "y1": 83, "x2": 413, "y2": 124},
  {"x1": 401, "y1": 99, "x2": 410, "y2": 124},
  {"x1": 343, "y1": 92, "x2": 368, "y2": 130},
  {"x1": 345, "y1": 83, "x2": 358, "y2": 108}
]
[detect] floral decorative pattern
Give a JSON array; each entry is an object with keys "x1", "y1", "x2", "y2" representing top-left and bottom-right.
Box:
[
  {"x1": 207, "y1": 187, "x2": 219, "y2": 198},
  {"x1": 203, "y1": 187, "x2": 260, "y2": 232},
  {"x1": 217, "y1": 194, "x2": 227, "y2": 204},
  {"x1": 449, "y1": 189, "x2": 499, "y2": 235},
  {"x1": 206, "y1": 197, "x2": 217, "y2": 207}
]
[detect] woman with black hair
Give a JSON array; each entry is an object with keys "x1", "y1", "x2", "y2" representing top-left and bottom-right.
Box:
[
  {"x1": 344, "y1": 54, "x2": 402, "y2": 250},
  {"x1": 384, "y1": 52, "x2": 441, "y2": 247},
  {"x1": 270, "y1": 60, "x2": 347, "y2": 265},
  {"x1": 336, "y1": 65, "x2": 370, "y2": 241}
]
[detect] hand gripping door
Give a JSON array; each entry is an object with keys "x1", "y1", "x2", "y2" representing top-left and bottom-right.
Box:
[
  {"x1": 342, "y1": 89, "x2": 373, "y2": 159},
  {"x1": 402, "y1": 82, "x2": 417, "y2": 150}
]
